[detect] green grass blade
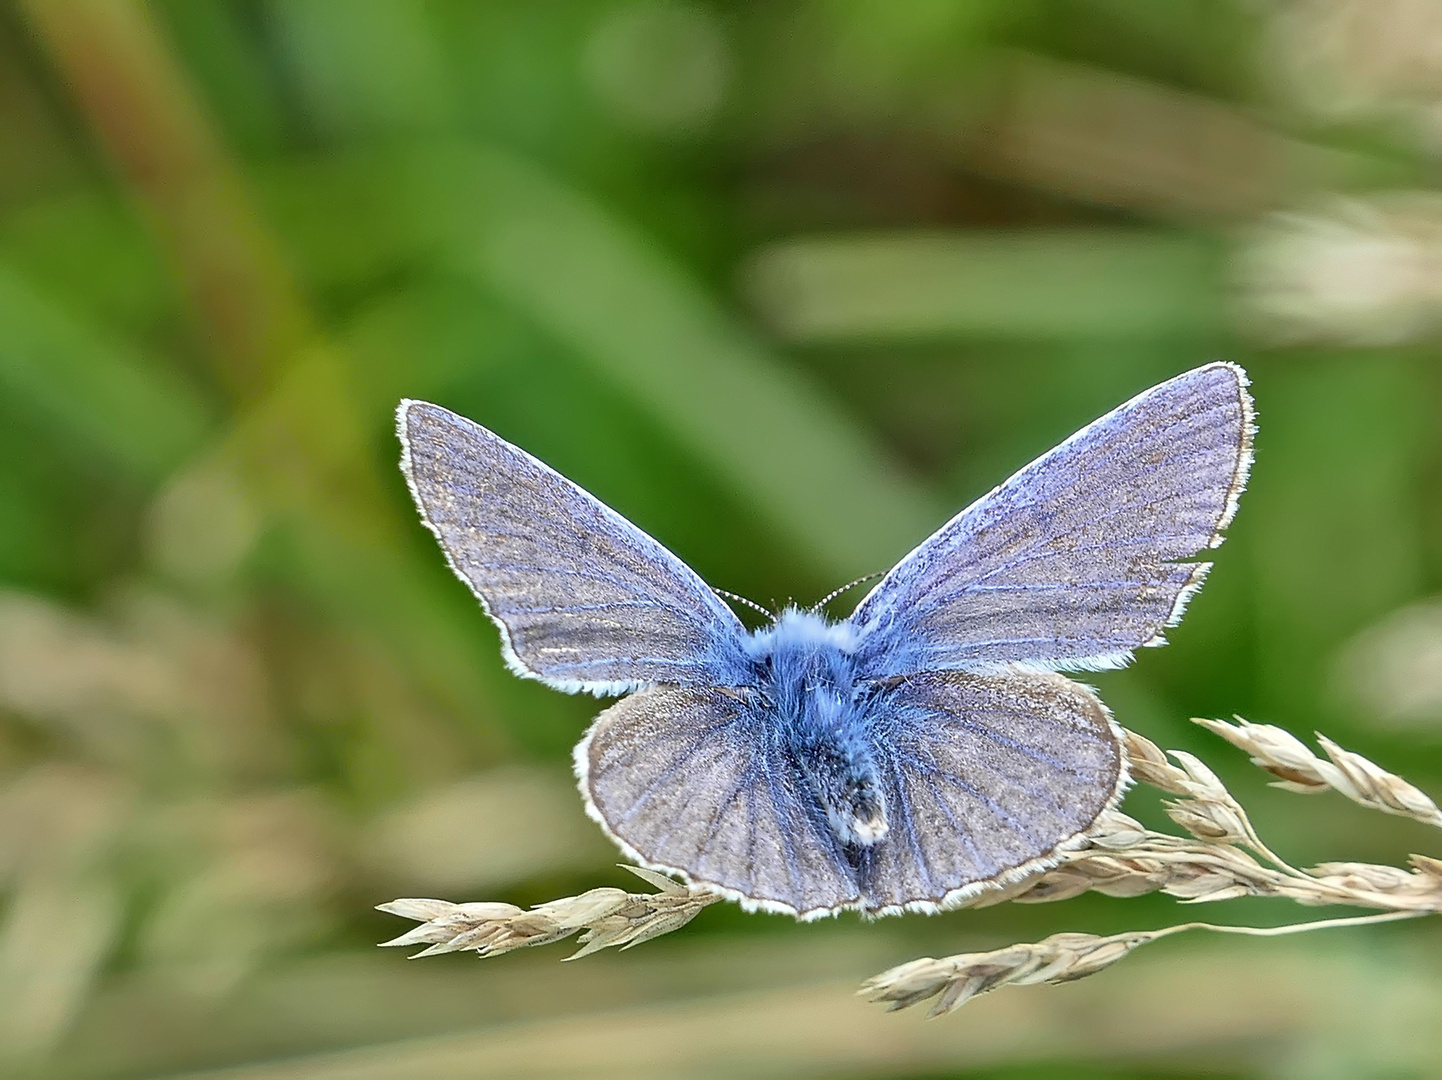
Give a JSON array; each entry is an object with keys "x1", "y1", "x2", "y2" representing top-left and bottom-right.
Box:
[{"x1": 0, "y1": 261, "x2": 211, "y2": 481}]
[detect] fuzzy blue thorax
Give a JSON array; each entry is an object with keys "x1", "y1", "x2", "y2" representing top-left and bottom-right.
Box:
[{"x1": 745, "y1": 609, "x2": 888, "y2": 847}]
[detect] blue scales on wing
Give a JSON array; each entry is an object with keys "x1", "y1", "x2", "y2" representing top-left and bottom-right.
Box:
[
  {"x1": 847, "y1": 362, "x2": 1254, "y2": 679},
  {"x1": 398, "y1": 401, "x2": 752, "y2": 695}
]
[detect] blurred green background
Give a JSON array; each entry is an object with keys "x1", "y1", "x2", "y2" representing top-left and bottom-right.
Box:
[{"x1": 2, "y1": 2, "x2": 1442, "y2": 1078}]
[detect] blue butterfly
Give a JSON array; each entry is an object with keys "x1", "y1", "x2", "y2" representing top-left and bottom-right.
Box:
[{"x1": 397, "y1": 363, "x2": 1254, "y2": 919}]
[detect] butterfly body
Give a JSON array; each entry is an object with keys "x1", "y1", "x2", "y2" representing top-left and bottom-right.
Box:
[
  {"x1": 398, "y1": 362, "x2": 1255, "y2": 918},
  {"x1": 743, "y1": 608, "x2": 888, "y2": 847}
]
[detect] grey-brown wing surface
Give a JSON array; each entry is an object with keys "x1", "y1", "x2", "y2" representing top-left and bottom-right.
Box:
[
  {"x1": 859, "y1": 670, "x2": 1124, "y2": 914},
  {"x1": 399, "y1": 401, "x2": 752, "y2": 695},
  {"x1": 576, "y1": 686, "x2": 862, "y2": 918}
]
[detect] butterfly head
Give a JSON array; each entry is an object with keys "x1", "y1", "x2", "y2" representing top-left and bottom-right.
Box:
[{"x1": 744, "y1": 606, "x2": 858, "y2": 657}]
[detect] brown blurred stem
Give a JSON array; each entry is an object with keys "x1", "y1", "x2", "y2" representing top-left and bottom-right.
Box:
[
  {"x1": 17, "y1": 0, "x2": 314, "y2": 401},
  {"x1": 19, "y1": 0, "x2": 402, "y2": 547},
  {"x1": 17, "y1": 0, "x2": 509, "y2": 751}
]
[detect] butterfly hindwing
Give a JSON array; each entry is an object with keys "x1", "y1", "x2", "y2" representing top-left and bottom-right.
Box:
[
  {"x1": 859, "y1": 669, "x2": 1124, "y2": 913},
  {"x1": 848, "y1": 362, "x2": 1253, "y2": 679},
  {"x1": 577, "y1": 686, "x2": 862, "y2": 918},
  {"x1": 577, "y1": 673, "x2": 1123, "y2": 916},
  {"x1": 399, "y1": 401, "x2": 751, "y2": 694}
]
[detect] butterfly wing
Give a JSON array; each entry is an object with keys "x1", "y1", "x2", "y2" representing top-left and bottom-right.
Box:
[
  {"x1": 399, "y1": 401, "x2": 751, "y2": 694},
  {"x1": 577, "y1": 674, "x2": 1122, "y2": 917},
  {"x1": 849, "y1": 362, "x2": 1253, "y2": 678},
  {"x1": 576, "y1": 686, "x2": 862, "y2": 918},
  {"x1": 860, "y1": 669, "x2": 1123, "y2": 913}
]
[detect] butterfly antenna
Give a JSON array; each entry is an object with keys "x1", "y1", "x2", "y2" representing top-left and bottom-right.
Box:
[
  {"x1": 809, "y1": 571, "x2": 886, "y2": 613},
  {"x1": 713, "y1": 587, "x2": 774, "y2": 621}
]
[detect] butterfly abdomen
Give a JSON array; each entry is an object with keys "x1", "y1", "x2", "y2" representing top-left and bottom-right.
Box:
[
  {"x1": 748, "y1": 609, "x2": 888, "y2": 847},
  {"x1": 791, "y1": 700, "x2": 889, "y2": 848}
]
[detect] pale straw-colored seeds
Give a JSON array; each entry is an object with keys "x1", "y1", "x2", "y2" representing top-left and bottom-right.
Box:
[
  {"x1": 379, "y1": 717, "x2": 1442, "y2": 1015},
  {"x1": 379, "y1": 864, "x2": 720, "y2": 961}
]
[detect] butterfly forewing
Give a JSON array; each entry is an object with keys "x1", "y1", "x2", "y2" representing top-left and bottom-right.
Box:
[
  {"x1": 859, "y1": 670, "x2": 1124, "y2": 912},
  {"x1": 578, "y1": 686, "x2": 862, "y2": 917},
  {"x1": 399, "y1": 401, "x2": 751, "y2": 694},
  {"x1": 848, "y1": 363, "x2": 1253, "y2": 679}
]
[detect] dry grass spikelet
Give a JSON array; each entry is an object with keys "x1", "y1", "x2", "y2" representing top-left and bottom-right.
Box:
[
  {"x1": 1196, "y1": 716, "x2": 1442, "y2": 827},
  {"x1": 378, "y1": 865, "x2": 720, "y2": 961},
  {"x1": 860, "y1": 930, "x2": 1157, "y2": 1017}
]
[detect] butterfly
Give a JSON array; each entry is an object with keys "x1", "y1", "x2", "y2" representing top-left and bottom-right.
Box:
[{"x1": 397, "y1": 362, "x2": 1254, "y2": 919}]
